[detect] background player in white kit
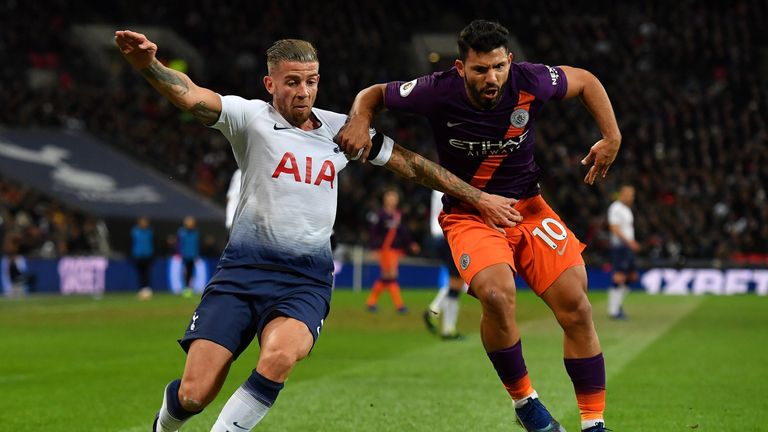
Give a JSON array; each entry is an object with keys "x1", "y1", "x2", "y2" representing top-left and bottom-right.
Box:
[
  {"x1": 423, "y1": 190, "x2": 467, "y2": 339},
  {"x1": 607, "y1": 184, "x2": 639, "y2": 319},
  {"x1": 115, "y1": 30, "x2": 522, "y2": 432},
  {"x1": 225, "y1": 169, "x2": 241, "y2": 231}
]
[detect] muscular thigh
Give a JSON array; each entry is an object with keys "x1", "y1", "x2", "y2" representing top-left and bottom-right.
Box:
[
  {"x1": 439, "y1": 212, "x2": 515, "y2": 287},
  {"x1": 260, "y1": 316, "x2": 314, "y2": 360},
  {"x1": 182, "y1": 339, "x2": 233, "y2": 389}
]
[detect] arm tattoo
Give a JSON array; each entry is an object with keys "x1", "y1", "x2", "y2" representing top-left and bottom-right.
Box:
[
  {"x1": 385, "y1": 145, "x2": 481, "y2": 204},
  {"x1": 140, "y1": 59, "x2": 190, "y2": 98},
  {"x1": 190, "y1": 101, "x2": 219, "y2": 125}
]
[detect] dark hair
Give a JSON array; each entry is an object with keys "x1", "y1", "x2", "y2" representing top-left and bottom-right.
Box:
[
  {"x1": 266, "y1": 39, "x2": 318, "y2": 73},
  {"x1": 457, "y1": 20, "x2": 510, "y2": 61}
]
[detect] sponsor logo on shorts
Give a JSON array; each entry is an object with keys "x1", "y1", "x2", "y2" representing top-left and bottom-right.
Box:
[
  {"x1": 190, "y1": 312, "x2": 199, "y2": 331},
  {"x1": 510, "y1": 108, "x2": 529, "y2": 128},
  {"x1": 460, "y1": 253, "x2": 471, "y2": 270},
  {"x1": 557, "y1": 238, "x2": 569, "y2": 256},
  {"x1": 399, "y1": 79, "x2": 417, "y2": 97}
]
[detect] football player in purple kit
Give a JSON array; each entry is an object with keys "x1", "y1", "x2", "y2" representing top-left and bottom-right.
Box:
[{"x1": 336, "y1": 20, "x2": 621, "y2": 432}]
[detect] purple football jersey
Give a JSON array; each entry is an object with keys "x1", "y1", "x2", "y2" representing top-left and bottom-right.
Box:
[{"x1": 384, "y1": 62, "x2": 567, "y2": 211}]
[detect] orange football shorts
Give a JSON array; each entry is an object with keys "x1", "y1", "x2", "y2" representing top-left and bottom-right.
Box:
[
  {"x1": 438, "y1": 194, "x2": 585, "y2": 295},
  {"x1": 378, "y1": 248, "x2": 402, "y2": 273}
]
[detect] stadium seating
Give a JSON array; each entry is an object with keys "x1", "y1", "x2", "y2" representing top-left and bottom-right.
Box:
[{"x1": 1, "y1": 1, "x2": 765, "y2": 265}]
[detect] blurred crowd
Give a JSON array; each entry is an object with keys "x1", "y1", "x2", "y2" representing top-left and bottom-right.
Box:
[
  {"x1": 0, "y1": 176, "x2": 110, "y2": 257},
  {"x1": 1, "y1": 0, "x2": 766, "y2": 265}
]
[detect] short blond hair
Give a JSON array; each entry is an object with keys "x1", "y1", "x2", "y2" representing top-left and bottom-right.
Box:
[{"x1": 266, "y1": 39, "x2": 318, "y2": 73}]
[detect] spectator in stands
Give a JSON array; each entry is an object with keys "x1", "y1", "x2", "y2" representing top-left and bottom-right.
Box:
[
  {"x1": 0, "y1": 2, "x2": 765, "y2": 265},
  {"x1": 177, "y1": 215, "x2": 199, "y2": 292},
  {"x1": 131, "y1": 216, "x2": 154, "y2": 297}
]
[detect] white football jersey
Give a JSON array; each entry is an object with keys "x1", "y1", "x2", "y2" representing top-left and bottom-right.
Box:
[
  {"x1": 212, "y1": 95, "x2": 393, "y2": 285},
  {"x1": 212, "y1": 96, "x2": 393, "y2": 285},
  {"x1": 607, "y1": 200, "x2": 634, "y2": 247}
]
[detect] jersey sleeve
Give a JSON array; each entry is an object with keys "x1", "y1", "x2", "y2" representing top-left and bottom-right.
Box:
[
  {"x1": 517, "y1": 63, "x2": 569, "y2": 101},
  {"x1": 384, "y1": 73, "x2": 439, "y2": 115},
  {"x1": 210, "y1": 95, "x2": 264, "y2": 140}
]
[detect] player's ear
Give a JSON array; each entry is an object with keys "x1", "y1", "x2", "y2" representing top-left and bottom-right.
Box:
[
  {"x1": 508, "y1": 52, "x2": 513, "y2": 64},
  {"x1": 455, "y1": 59, "x2": 465, "y2": 78},
  {"x1": 263, "y1": 75, "x2": 274, "y2": 95}
]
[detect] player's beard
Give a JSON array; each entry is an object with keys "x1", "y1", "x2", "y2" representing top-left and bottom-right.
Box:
[{"x1": 465, "y1": 78, "x2": 504, "y2": 110}]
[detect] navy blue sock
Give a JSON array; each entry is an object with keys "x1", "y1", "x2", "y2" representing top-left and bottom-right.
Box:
[
  {"x1": 166, "y1": 379, "x2": 201, "y2": 420},
  {"x1": 242, "y1": 371, "x2": 285, "y2": 408}
]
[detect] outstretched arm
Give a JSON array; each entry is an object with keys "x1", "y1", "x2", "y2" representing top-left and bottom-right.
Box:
[
  {"x1": 384, "y1": 144, "x2": 522, "y2": 232},
  {"x1": 114, "y1": 30, "x2": 221, "y2": 126},
  {"x1": 609, "y1": 224, "x2": 640, "y2": 252},
  {"x1": 560, "y1": 66, "x2": 621, "y2": 185},
  {"x1": 334, "y1": 84, "x2": 387, "y2": 162}
]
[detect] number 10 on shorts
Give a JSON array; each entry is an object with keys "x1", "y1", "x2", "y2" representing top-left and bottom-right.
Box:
[{"x1": 532, "y1": 217, "x2": 567, "y2": 250}]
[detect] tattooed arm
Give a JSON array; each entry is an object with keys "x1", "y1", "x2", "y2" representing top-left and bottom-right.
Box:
[
  {"x1": 114, "y1": 30, "x2": 221, "y2": 125},
  {"x1": 384, "y1": 144, "x2": 522, "y2": 231}
]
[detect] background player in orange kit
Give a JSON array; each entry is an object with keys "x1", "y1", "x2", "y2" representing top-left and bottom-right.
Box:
[
  {"x1": 336, "y1": 19, "x2": 621, "y2": 432},
  {"x1": 366, "y1": 187, "x2": 419, "y2": 313}
]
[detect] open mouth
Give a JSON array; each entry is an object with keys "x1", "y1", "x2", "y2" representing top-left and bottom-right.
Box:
[{"x1": 482, "y1": 87, "x2": 499, "y2": 98}]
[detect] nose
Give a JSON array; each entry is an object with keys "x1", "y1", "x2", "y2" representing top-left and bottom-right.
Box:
[
  {"x1": 485, "y1": 70, "x2": 499, "y2": 86},
  {"x1": 296, "y1": 82, "x2": 310, "y2": 98}
]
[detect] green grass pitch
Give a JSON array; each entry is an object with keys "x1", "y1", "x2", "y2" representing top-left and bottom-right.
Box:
[{"x1": 2, "y1": 289, "x2": 767, "y2": 431}]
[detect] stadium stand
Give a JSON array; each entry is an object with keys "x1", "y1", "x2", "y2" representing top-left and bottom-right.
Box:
[{"x1": 1, "y1": 0, "x2": 766, "y2": 266}]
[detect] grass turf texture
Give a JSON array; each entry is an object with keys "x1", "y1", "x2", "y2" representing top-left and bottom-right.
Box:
[{"x1": 1, "y1": 290, "x2": 766, "y2": 431}]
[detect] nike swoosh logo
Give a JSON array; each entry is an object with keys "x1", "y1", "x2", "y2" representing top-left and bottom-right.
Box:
[
  {"x1": 557, "y1": 238, "x2": 569, "y2": 256},
  {"x1": 273, "y1": 124, "x2": 291, "y2": 130},
  {"x1": 232, "y1": 421, "x2": 249, "y2": 430},
  {"x1": 446, "y1": 121, "x2": 464, "y2": 127}
]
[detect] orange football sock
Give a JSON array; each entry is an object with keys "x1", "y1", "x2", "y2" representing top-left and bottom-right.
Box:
[
  {"x1": 576, "y1": 390, "x2": 606, "y2": 422},
  {"x1": 503, "y1": 373, "x2": 534, "y2": 400},
  {"x1": 387, "y1": 281, "x2": 404, "y2": 309},
  {"x1": 367, "y1": 280, "x2": 385, "y2": 306}
]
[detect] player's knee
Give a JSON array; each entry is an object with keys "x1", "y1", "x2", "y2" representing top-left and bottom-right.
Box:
[
  {"x1": 178, "y1": 379, "x2": 216, "y2": 411},
  {"x1": 556, "y1": 296, "x2": 593, "y2": 330},
  {"x1": 259, "y1": 346, "x2": 302, "y2": 373},
  {"x1": 476, "y1": 280, "x2": 516, "y2": 315}
]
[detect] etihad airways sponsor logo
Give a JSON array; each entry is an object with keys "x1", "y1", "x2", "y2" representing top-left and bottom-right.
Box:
[{"x1": 448, "y1": 130, "x2": 529, "y2": 156}]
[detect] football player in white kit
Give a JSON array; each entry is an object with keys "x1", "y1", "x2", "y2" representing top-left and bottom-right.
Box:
[
  {"x1": 607, "y1": 184, "x2": 639, "y2": 319},
  {"x1": 225, "y1": 169, "x2": 241, "y2": 231},
  {"x1": 423, "y1": 190, "x2": 467, "y2": 339},
  {"x1": 115, "y1": 30, "x2": 523, "y2": 432}
]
